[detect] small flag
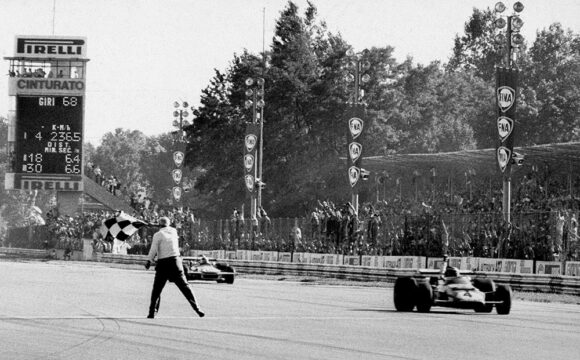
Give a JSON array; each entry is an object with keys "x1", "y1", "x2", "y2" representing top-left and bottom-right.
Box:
[{"x1": 100, "y1": 211, "x2": 148, "y2": 241}]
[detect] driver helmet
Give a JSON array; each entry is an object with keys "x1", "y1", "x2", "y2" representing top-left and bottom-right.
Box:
[
  {"x1": 199, "y1": 255, "x2": 209, "y2": 265},
  {"x1": 444, "y1": 266, "x2": 460, "y2": 278}
]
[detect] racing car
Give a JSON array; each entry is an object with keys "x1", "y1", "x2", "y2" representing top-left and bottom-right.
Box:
[
  {"x1": 393, "y1": 264, "x2": 512, "y2": 314},
  {"x1": 182, "y1": 256, "x2": 235, "y2": 284}
]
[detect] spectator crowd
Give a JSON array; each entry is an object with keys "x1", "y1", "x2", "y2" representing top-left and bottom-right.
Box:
[{"x1": 8, "y1": 165, "x2": 579, "y2": 263}]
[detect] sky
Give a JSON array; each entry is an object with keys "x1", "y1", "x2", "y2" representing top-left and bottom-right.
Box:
[{"x1": 1, "y1": 0, "x2": 579, "y2": 145}]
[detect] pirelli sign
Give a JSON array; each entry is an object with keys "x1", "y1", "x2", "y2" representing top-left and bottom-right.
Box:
[
  {"x1": 5, "y1": 173, "x2": 83, "y2": 191},
  {"x1": 14, "y1": 36, "x2": 87, "y2": 59}
]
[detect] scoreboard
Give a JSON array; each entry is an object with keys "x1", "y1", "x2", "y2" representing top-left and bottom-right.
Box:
[
  {"x1": 5, "y1": 35, "x2": 88, "y2": 192},
  {"x1": 15, "y1": 96, "x2": 83, "y2": 175}
]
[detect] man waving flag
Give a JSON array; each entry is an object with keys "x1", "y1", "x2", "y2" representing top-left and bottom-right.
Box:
[{"x1": 101, "y1": 211, "x2": 149, "y2": 241}]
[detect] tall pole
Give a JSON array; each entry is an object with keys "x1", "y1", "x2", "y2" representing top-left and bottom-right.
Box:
[
  {"x1": 495, "y1": 2, "x2": 525, "y2": 224},
  {"x1": 352, "y1": 59, "x2": 360, "y2": 215},
  {"x1": 258, "y1": 8, "x2": 266, "y2": 214},
  {"x1": 502, "y1": 15, "x2": 513, "y2": 224},
  {"x1": 251, "y1": 91, "x2": 257, "y2": 220},
  {"x1": 257, "y1": 81, "x2": 264, "y2": 212}
]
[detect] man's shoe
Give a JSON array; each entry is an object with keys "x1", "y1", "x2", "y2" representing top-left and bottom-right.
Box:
[
  {"x1": 195, "y1": 309, "x2": 205, "y2": 318},
  {"x1": 147, "y1": 314, "x2": 154, "y2": 319}
]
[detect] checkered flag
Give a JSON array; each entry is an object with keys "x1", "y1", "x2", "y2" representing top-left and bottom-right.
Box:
[{"x1": 100, "y1": 212, "x2": 148, "y2": 241}]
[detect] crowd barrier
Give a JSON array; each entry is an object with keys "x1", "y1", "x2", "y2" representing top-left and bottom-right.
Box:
[
  {"x1": 190, "y1": 249, "x2": 580, "y2": 276},
  {"x1": 2, "y1": 247, "x2": 579, "y2": 295}
]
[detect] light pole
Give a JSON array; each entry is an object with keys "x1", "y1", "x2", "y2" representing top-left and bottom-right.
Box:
[
  {"x1": 345, "y1": 48, "x2": 371, "y2": 215},
  {"x1": 494, "y1": 2, "x2": 524, "y2": 224},
  {"x1": 244, "y1": 77, "x2": 265, "y2": 220},
  {"x1": 171, "y1": 101, "x2": 191, "y2": 206}
]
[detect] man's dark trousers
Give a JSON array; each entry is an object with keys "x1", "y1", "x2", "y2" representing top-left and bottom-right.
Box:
[{"x1": 148, "y1": 256, "x2": 201, "y2": 317}]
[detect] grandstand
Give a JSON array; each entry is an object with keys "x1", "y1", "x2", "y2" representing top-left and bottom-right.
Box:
[{"x1": 362, "y1": 142, "x2": 580, "y2": 200}]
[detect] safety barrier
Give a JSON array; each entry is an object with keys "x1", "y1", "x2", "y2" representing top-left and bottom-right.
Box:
[
  {"x1": 2, "y1": 247, "x2": 579, "y2": 295},
  {"x1": 0, "y1": 247, "x2": 50, "y2": 258},
  {"x1": 223, "y1": 260, "x2": 580, "y2": 296}
]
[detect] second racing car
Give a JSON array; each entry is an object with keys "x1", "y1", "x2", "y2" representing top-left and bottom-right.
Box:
[{"x1": 182, "y1": 255, "x2": 236, "y2": 284}]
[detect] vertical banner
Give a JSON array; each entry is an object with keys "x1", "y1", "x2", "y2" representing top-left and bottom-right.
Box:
[
  {"x1": 244, "y1": 123, "x2": 260, "y2": 194},
  {"x1": 172, "y1": 141, "x2": 186, "y2": 202},
  {"x1": 347, "y1": 106, "x2": 364, "y2": 188},
  {"x1": 496, "y1": 67, "x2": 518, "y2": 173}
]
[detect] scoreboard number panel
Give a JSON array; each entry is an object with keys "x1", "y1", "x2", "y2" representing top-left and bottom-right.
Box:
[{"x1": 15, "y1": 95, "x2": 83, "y2": 175}]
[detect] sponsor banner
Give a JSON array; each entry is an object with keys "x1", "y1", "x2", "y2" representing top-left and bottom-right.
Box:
[
  {"x1": 9, "y1": 78, "x2": 86, "y2": 96},
  {"x1": 236, "y1": 250, "x2": 250, "y2": 261},
  {"x1": 382, "y1": 256, "x2": 425, "y2": 269},
  {"x1": 497, "y1": 146, "x2": 512, "y2": 174},
  {"x1": 361, "y1": 255, "x2": 384, "y2": 268},
  {"x1": 293, "y1": 252, "x2": 309, "y2": 263},
  {"x1": 309, "y1": 253, "x2": 325, "y2": 264},
  {"x1": 495, "y1": 67, "x2": 518, "y2": 173},
  {"x1": 278, "y1": 252, "x2": 292, "y2": 263},
  {"x1": 309, "y1": 253, "x2": 342, "y2": 265},
  {"x1": 565, "y1": 262, "x2": 580, "y2": 276},
  {"x1": 343, "y1": 255, "x2": 360, "y2": 266},
  {"x1": 500, "y1": 259, "x2": 534, "y2": 274},
  {"x1": 536, "y1": 261, "x2": 562, "y2": 275},
  {"x1": 426, "y1": 257, "x2": 464, "y2": 270},
  {"x1": 173, "y1": 151, "x2": 184, "y2": 167},
  {"x1": 191, "y1": 250, "x2": 224, "y2": 259},
  {"x1": 347, "y1": 106, "x2": 364, "y2": 188},
  {"x1": 172, "y1": 186, "x2": 182, "y2": 200},
  {"x1": 7, "y1": 173, "x2": 83, "y2": 191},
  {"x1": 224, "y1": 251, "x2": 237, "y2": 260},
  {"x1": 261, "y1": 251, "x2": 278, "y2": 262},
  {"x1": 171, "y1": 169, "x2": 182, "y2": 184},
  {"x1": 244, "y1": 123, "x2": 260, "y2": 194},
  {"x1": 475, "y1": 258, "x2": 503, "y2": 272},
  {"x1": 14, "y1": 36, "x2": 87, "y2": 59}
]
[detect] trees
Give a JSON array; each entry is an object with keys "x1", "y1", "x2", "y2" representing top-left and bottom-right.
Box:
[
  {"x1": 446, "y1": 7, "x2": 506, "y2": 82},
  {"x1": 520, "y1": 23, "x2": 580, "y2": 144},
  {"x1": 446, "y1": 7, "x2": 580, "y2": 148},
  {"x1": 91, "y1": 128, "x2": 148, "y2": 195}
]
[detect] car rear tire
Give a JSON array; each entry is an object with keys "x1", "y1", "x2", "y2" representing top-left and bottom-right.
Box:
[
  {"x1": 495, "y1": 284, "x2": 512, "y2": 315},
  {"x1": 394, "y1": 277, "x2": 417, "y2": 312},
  {"x1": 473, "y1": 278, "x2": 495, "y2": 313},
  {"x1": 416, "y1": 281, "x2": 433, "y2": 313}
]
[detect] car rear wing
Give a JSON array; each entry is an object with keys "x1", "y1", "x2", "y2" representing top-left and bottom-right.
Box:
[{"x1": 417, "y1": 269, "x2": 478, "y2": 277}]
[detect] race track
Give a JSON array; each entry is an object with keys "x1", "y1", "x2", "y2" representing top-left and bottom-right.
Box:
[{"x1": 1, "y1": 260, "x2": 578, "y2": 360}]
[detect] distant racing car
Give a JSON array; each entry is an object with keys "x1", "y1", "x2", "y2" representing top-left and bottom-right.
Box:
[
  {"x1": 182, "y1": 256, "x2": 235, "y2": 284},
  {"x1": 393, "y1": 264, "x2": 512, "y2": 314}
]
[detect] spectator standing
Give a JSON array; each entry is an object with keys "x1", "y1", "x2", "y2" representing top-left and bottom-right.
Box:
[{"x1": 290, "y1": 221, "x2": 302, "y2": 252}]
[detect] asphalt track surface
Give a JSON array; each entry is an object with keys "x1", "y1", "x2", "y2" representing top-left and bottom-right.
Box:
[{"x1": 1, "y1": 260, "x2": 579, "y2": 360}]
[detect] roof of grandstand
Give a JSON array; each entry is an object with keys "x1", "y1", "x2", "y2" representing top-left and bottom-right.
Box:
[{"x1": 363, "y1": 142, "x2": 580, "y2": 177}]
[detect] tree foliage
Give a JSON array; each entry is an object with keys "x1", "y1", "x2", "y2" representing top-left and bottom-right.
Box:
[{"x1": 4, "y1": 2, "x2": 579, "y2": 221}]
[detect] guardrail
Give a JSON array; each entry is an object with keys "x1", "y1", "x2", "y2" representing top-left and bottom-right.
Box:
[
  {"x1": 0, "y1": 247, "x2": 50, "y2": 258},
  {"x1": 225, "y1": 260, "x2": 580, "y2": 296},
  {"x1": 2, "y1": 248, "x2": 579, "y2": 295}
]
